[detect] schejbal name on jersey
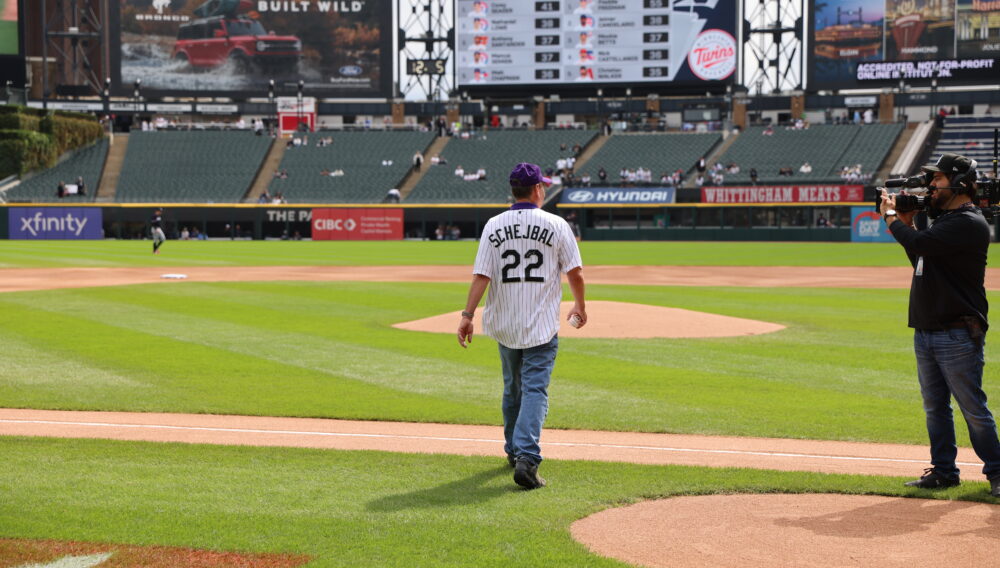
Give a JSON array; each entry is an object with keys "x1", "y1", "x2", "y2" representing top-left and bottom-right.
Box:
[{"x1": 488, "y1": 224, "x2": 555, "y2": 247}]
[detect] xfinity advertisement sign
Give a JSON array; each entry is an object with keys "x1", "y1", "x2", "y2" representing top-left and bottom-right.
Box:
[
  {"x1": 8, "y1": 208, "x2": 103, "y2": 240},
  {"x1": 561, "y1": 187, "x2": 677, "y2": 205}
]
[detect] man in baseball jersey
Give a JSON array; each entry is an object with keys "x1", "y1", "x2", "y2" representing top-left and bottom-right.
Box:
[
  {"x1": 151, "y1": 208, "x2": 166, "y2": 255},
  {"x1": 457, "y1": 162, "x2": 586, "y2": 489}
]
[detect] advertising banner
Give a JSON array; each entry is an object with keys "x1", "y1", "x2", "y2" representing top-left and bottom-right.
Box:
[
  {"x1": 456, "y1": 0, "x2": 738, "y2": 90},
  {"x1": 850, "y1": 206, "x2": 895, "y2": 242},
  {"x1": 311, "y1": 208, "x2": 403, "y2": 240},
  {"x1": 812, "y1": 0, "x2": 884, "y2": 88},
  {"x1": 812, "y1": 0, "x2": 1000, "y2": 88},
  {"x1": 561, "y1": 187, "x2": 677, "y2": 205},
  {"x1": 701, "y1": 185, "x2": 865, "y2": 204},
  {"x1": 8, "y1": 208, "x2": 104, "y2": 240},
  {"x1": 112, "y1": 0, "x2": 390, "y2": 98},
  {"x1": 886, "y1": 0, "x2": 954, "y2": 61},
  {"x1": 957, "y1": 0, "x2": 1000, "y2": 57}
]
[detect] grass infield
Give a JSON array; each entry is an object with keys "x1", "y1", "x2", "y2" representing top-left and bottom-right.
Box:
[
  {"x1": 1, "y1": 437, "x2": 996, "y2": 568},
  {"x1": 1, "y1": 240, "x2": 997, "y2": 564}
]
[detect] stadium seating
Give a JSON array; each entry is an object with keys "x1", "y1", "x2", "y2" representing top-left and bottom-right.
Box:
[
  {"x1": 267, "y1": 131, "x2": 436, "y2": 203},
  {"x1": 575, "y1": 132, "x2": 721, "y2": 185},
  {"x1": 933, "y1": 116, "x2": 1000, "y2": 165},
  {"x1": 115, "y1": 131, "x2": 272, "y2": 203},
  {"x1": 716, "y1": 123, "x2": 903, "y2": 184},
  {"x1": 4, "y1": 138, "x2": 108, "y2": 203},
  {"x1": 406, "y1": 130, "x2": 598, "y2": 203}
]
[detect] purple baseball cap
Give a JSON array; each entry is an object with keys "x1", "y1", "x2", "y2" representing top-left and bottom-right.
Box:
[{"x1": 509, "y1": 162, "x2": 552, "y2": 187}]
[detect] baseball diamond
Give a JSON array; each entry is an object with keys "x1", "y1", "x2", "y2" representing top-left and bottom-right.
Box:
[{"x1": 0, "y1": 240, "x2": 998, "y2": 567}]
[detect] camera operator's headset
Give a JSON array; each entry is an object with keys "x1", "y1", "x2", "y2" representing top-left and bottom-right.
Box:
[{"x1": 922, "y1": 153, "x2": 979, "y2": 197}]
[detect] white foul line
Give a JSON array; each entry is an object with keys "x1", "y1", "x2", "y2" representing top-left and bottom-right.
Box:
[{"x1": 0, "y1": 418, "x2": 983, "y2": 468}]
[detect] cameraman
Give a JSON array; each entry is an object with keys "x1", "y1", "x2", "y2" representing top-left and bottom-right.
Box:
[{"x1": 880, "y1": 153, "x2": 1000, "y2": 497}]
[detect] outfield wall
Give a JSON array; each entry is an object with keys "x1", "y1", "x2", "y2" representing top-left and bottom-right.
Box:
[{"x1": 0, "y1": 203, "x2": 905, "y2": 242}]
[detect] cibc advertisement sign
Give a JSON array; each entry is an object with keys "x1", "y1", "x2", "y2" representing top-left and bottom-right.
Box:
[
  {"x1": 8, "y1": 208, "x2": 104, "y2": 240},
  {"x1": 311, "y1": 208, "x2": 403, "y2": 240}
]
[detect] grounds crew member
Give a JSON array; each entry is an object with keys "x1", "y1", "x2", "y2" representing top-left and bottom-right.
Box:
[
  {"x1": 881, "y1": 153, "x2": 1000, "y2": 497},
  {"x1": 458, "y1": 162, "x2": 586, "y2": 490}
]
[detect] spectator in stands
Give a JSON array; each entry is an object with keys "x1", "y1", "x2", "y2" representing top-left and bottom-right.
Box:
[
  {"x1": 74, "y1": 177, "x2": 86, "y2": 196},
  {"x1": 273, "y1": 192, "x2": 287, "y2": 204},
  {"x1": 726, "y1": 162, "x2": 740, "y2": 174},
  {"x1": 779, "y1": 166, "x2": 794, "y2": 176},
  {"x1": 413, "y1": 151, "x2": 424, "y2": 171},
  {"x1": 455, "y1": 165, "x2": 465, "y2": 177},
  {"x1": 853, "y1": 110, "x2": 862, "y2": 124},
  {"x1": 863, "y1": 108, "x2": 874, "y2": 124},
  {"x1": 572, "y1": 143, "x2": 582, "y2": 154},
  {"x1": 750, "y1": 167, "x2": 758, "y2": 184},
  {"x1": 435, "y1": 224, "x2": 446, "y2": 240},
  {"x1": 694, "y1": 174, "x2": 706, "y2": 187},
  {"x1": 385, "y1": 188, "x2": 401, "y2": 203},
  {"x1": 695, "y1": 156, "x2": 707, "y2": 173},
  {"x1": 799, "y1": 162, "x2": 813, "y2": 174},
  {"x1": 762, "y1": 125, "x2": 774, "y2": 136},
  {"x1": 450, "y1": 225, "x2": 461, "y2": 240},
  {"x1": 476, "y1": 167, "x2": 487, "y2": 180},
  {"x1": 180, "y1": 227, "x2": 190, "y2": 240},
  {"x1": 257, "y1": 191, "x2": 270, "y2": 204},
  {"x1": 581, "y1": 173, "x2": 591, "y2": 187},
  {"x1": 816, "y1": 214, "x2": 829, "y2": 228},
  {"x1": 597, "y1": 167, "x2": 607, "y2": 183},
  {"x1": 56, "y1": 181, "x2": 66, "y2": 198}
]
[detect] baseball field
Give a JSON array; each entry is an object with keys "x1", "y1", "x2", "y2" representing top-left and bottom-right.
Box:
[{"x1": 1, "y1": 240, "x2": 998, "y2": 567}]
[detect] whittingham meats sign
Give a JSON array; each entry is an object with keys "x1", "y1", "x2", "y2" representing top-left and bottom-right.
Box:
[{"x1": 701, "y1": 185, "x2": 865, "y2": 204}]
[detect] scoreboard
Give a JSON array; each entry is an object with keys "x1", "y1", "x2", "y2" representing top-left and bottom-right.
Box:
[{"x1": 455, "y1": 0, "x2": 737, "y2": 89}]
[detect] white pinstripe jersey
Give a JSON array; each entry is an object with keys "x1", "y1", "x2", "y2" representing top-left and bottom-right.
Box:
[{"x1": 473, "y1": 205, "x2": 583, "y2": 349}]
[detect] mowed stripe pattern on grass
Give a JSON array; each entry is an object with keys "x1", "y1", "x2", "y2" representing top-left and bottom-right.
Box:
[{"x1": 1, "y1": 279, "x2": 994, "y2": 444}]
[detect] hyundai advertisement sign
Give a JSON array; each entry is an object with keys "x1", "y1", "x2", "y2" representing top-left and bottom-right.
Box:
[
  {"x1": 850, "y1": 207, "x2": 894, "y2": 243},
  {"x1": 561, "y1": 187, "x2": 677, "y2": 205},
  {"x1": 8, "y1": 208, "x2": 103, "y2": 240}
]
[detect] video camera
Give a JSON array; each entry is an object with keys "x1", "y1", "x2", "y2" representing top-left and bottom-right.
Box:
[{"x1": 877, "y1": 128, "x2": 1000, "y2": 220}]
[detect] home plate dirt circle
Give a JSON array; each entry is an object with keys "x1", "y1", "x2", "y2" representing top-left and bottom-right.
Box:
[
  {"x1": 571, "y1": 494, "x2": 999, "y2": 568},
  {"x1": 393, "y1": 300, "x2": 785, "y2": 338}
]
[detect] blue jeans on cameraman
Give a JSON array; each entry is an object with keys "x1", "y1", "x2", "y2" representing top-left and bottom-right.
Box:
[
  {"x1": 914, "y1": 328, "x2": 1000, "y2": 480},
  {"x1": 498, "y1": 335, "x2": 558, "y2": 465}
]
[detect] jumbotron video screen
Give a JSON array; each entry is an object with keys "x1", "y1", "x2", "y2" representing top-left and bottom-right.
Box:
[
  {"x1": 455, "y1": 0, "x2": 738, "y2": 92},
  {"x1": 0, "y1": 0, "x2": 19, "y2": 55},
  {"x1": 811, "y1": 0, "x2": 1000, "y2": 89},
  {"x1": 111, "y1": 0, "x2": 391, "y2": 98}
]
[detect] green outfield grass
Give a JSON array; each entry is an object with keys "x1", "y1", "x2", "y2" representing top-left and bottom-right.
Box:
[
  {"x1": 1, "y1": 437, "x2": 994, "y2": 568},
  {"x1": 0, "y1": 240, "x2": 939, "y2": 268},
  {"x1": 1, "y1": 279, "x2": 993, "y2": 445}
]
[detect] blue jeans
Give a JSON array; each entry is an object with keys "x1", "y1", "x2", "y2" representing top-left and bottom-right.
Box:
[
  {"x1": 498, "y1": 335, "x2": 558, "y2": 465},
  {"x1": 914, "y1": 328, "x2": 1000, "y2": 480}
]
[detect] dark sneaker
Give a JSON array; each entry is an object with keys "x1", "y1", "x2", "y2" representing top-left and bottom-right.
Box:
[
  {"x1": 990, "y1": 477, "x2": 1000, "y2": 498},
  {"x1": 506, "y1": 453, "x2": 517, "y2": 468},
  {"x1": 513, "y1": 458, "x2": 546, "y2": 490},
  {"x1": 904, "y1": 468, "x2": 960, "y2": 489}
]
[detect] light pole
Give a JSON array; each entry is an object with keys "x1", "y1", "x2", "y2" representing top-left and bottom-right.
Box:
[
  {"x1": 596, "y1": 88, "x2": 603, "y2": 131},
  {"x1": 897, "y1": 79, "x2": 906, "y2": 124},
  {"x1": 929, "y1": 78, "x2": 938, "y2": 121},
  {"x1": 268, "y1": 79, "x2": 275, "y2": 135},
  {"x1": 625, "y1": 88, "x2": 631, "y2": 130},
  {"x1": 297, "y1": 80, "x2": 304, "y2": 132},
  {"x1": 103, "y1": 77, "x2": 112, "y2": 134},
  {"x1": 133, "y1": 79, "x2": 141, "y2": 129}
]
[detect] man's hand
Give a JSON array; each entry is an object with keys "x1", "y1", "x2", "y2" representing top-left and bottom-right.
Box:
[
  {"x1": 567, "y1": 305, "x2": 587, "y2": 329},
  {"x1": 457, "y1": 316, "x2": 474, "y2": 348},
  {"x1": 879, "y1": 188, "x2": 896, "y2": 216}
]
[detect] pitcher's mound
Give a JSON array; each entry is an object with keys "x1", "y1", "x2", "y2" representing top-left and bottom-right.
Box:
[
  {"x1": 393, "y1": 301, "x2": 784, "y2": 339},
  {"x1": 572, "y1": 494, "x2": 998, "y2": 568}
]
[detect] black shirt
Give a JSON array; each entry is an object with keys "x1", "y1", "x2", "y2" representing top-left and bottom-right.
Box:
[
  {"x1": 151, "y1": 213, "x2": 162, "y2": 229},
  {"x1": 889, "y1": 204, "x2": 989, "y2": 330}
]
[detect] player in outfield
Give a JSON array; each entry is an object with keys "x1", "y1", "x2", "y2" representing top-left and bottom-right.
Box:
[
  {"x1": 151, "y1": 208, "x2": 166, "y2": 255},
  {"x1": 457, "y1": 162, "x2": 587, "y2": 490}
]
